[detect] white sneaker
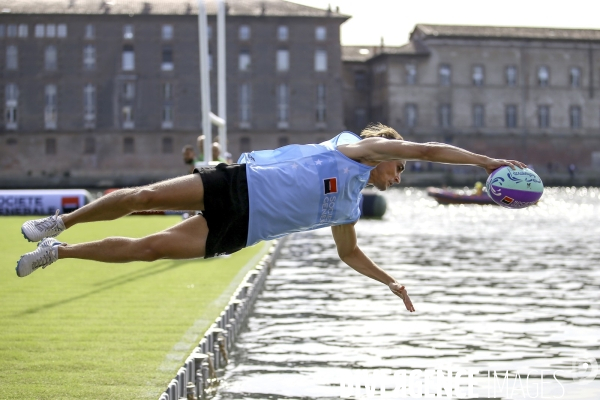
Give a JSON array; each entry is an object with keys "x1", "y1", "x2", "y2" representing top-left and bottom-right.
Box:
[
  {"x1": 16, "y1": 238, "x2": 63, "y2": 278},
  {"x1": 21, "y1": 209, "x2": 66, "y2": 242}
]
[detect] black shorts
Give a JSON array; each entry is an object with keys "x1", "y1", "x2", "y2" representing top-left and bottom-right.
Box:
[{"x1": 194, "y1": 163, "x2": 249, "y2": 258}]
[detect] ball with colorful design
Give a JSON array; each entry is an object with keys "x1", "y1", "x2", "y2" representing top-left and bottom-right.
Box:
[{"x1": 486, "y1": 166, "x2": 544, "y2": 209}]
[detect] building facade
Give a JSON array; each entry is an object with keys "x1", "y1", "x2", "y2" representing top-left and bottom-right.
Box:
[
  {"x1": 0, "y1": 0, "x2": 348, "y2": 187},
  {"x1": 343, "y1": 25, "x2": 600, "y2": 171}
]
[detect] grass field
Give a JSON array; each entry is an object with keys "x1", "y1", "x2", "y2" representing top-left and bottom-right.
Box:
[{"x1": 0, "y1": 216, "x2": 270, "y2": 400}]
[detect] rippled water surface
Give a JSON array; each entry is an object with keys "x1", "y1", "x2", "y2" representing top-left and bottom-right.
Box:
[{"x1": 216, "y1": 188, "x2": 600, "y2": 399}]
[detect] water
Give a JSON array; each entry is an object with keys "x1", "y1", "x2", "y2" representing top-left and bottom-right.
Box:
[{"x1": 216, "y1": 188, "x2": 600, "y2": 400}]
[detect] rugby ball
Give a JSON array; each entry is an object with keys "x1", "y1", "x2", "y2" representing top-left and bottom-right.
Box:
[{"x1": 486, "y1": 166, "x2": 543, "y2": 209}]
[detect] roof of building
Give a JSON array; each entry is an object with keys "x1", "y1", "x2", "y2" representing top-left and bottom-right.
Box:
[
  {"x1": 413, "y1": 24, "x2": 600, "y2": 42},
  {"x1": 342, "y1": 42, "x2": 429, "y2": 62},
  {"x1": 0, "y1": 0, "x2": 350, "y2": 18}
]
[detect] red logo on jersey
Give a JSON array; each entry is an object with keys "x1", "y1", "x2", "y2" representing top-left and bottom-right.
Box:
[{"x1": 323, "y1": 178, "x2": 338, "y2": 194}]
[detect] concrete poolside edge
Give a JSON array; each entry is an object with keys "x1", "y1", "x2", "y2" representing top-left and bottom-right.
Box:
[{"x1": 157, "y1": 236, "x2": 289, "y2": 400}]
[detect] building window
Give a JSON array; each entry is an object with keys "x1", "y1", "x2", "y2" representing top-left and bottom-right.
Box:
[
  {"x1": 277, "y1": 25, "x2": 288, "y2": 41},
  {"x1": 355, "y1": 70, "x2": 367, "y2": 91},
  {"x1": 439, "y1": 64, "x2": 451, "y2": 86},
  {"x1": 45, "y1": 138, "x2": 57, "y2": 155},
  {"x1": 207, "y1": 25, "x2": 212, "y2": 40},
  {"x1": 83, "y1": 45, "x2": 96, "y2": 70},
  {"x1": 239, "y1": 83, "x2": 250, "y2": 126},
  {"x1": 0, "y1": 24, "x2": 4, "y2": 37},
  {"x1": 162, "y1": 82, "x2": 173, "y2": 129},
  {"x1": 57, "y1": 24, "x2": 67, "y2": 38},
  {"x1": 123, "y1": 137, "x2": 134, "y2": 153},
  {"x1": 239, "y1": 51, "x2": 250, "y2": 71},
  {"x1": 277, "y1": 83, "x2": 289, "y2": 128},
  {"x1": 355, "y1": 108, "x2": 367, "y2": 130},
  {"x1": 405, "y1": 64, "x2": 416, "y2": 85},
  {"x1": 162, "y1": 105, "x2": 173, "y2": 129},
  {"x1": 472, "y1": 65, "x2": 484, "y2": 86},
  {"x1": 162, "y1": 137, "x2": 173, "y2": 153},
  {"x1": 5, "y1": 83, "x2": 18, "y2": 130},
  {"x1": 163, "y1": 82, "x2": 173, "y2": 101},
  {"x1": 316, "y1": 84, "x2": 326, "y2": 123},
  {"x1": 371, "y1": 106, "x2": 384, "y2": 125},
  {"x1": 506, "y1": 66, "x2": 517, "y2": 86},
  {"x1": 122, "y1": 44, "x2": 135, "y2": 71},
  {"x1": 7, "y1": 24, "x2": 17, "y2": 37},
  {"x1": 315, "y1": 26, "x2": 326, "y2": 41},
  {"x1": 276, "y1": 49, "x2": 289, "y2": 72},
  {"x1": 506, "y1": 104, "x2": 517, "y2": 128},
  {"x1": 45, "y1": 46, "x2": 58, "y2": 71},
  {"x1": 240, "y1": 137, "x2": 251, "y2": 153},
  {"x1": 162, "y1": 25, "x2": 173, "y2": 40},
  {"x1": 314, "y1": 50, "x2": 327, "y2": 72},
  {"x1": 83, "y1": 84, "x2": 96, "y2": 128},
  {"x1": 538, "y1": 105, "x2": 550, "y2": 128},
  {"x1": 570, "y1": 106, "x2": 582, "y2": 129},
  {"x1": 405, "y1": 104, "x2": 417, "y2": 128},
  {"x1": 439, "y1": 104, "x2": 451, "y2": 128},
  {"x1": 122, "y1": 106, "x2": 134, "y2": 129},
  {"x1": 538, "y1": 66, "x2": 549, "y2": 87},
  {"x1": 6, "y1": 45, "x2": 18, "y2": 70},
  {"x1": 570, "y1": 67, "x2": 581, "y2": 88},
  {"x1": 18, "y1": 24, "x2": 28, "y2": 38},
  {"x1": 162, "y1": 46, "x2": 174, "y2": 71},
  {"x1": 123, "y1": 82, "x2": 135, "y2": 99},
  {"x1": 123, "y1": 24, "x2": 134, "y2": 40},
  {"x1": 473, "y1": 104, "x2": 484, "y2": 128},
  {"x1": 35, "y1": 24, "x2": 45, "y2": 38},
  {"x1": 44, "y1": 84, "x2": 58, "y2": 130},
  {"x1": 46, "y1": 24, "x2": 56, "y2": 38},
  {"x1": 83, "y1": 137, "x2": 96, "y2": 154},
  {"x1": 374, "y1": 63, "x2": 387, "y2": 88},
  {"x1": 239, "y1": 25, "x2": 250, "y2": 40},
  {"x1": 85, "y1": 24, "x2": 95, "y2": 39}
]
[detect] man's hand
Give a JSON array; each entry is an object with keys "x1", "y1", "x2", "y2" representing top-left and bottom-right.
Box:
[
  {"x1": 389, "y1": 282, "x2": 415, "y2": 312},
  {"x1": 483, "y1": 159, "x2": 528, "y2": 175}
]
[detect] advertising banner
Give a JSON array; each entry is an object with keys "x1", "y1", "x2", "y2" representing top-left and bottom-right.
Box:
[{"x1": 0, "y1": 189, "x2": 92, "y2": 215}]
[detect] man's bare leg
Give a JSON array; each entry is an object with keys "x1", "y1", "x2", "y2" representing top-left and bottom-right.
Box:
[
  {"x1": 16, "y1": 204, "x2": 209, "y2": 277},
  {"x1": 61, "y1": 174, "x2": 205, "y2": 229},
  {"x1": 58, "y1": 214, "x2": 208, "y2": 262}
]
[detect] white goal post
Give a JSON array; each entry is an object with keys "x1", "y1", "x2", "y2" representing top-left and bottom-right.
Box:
[{"x1": 198, "y1": 0, "x2": 227, "y2": 164}]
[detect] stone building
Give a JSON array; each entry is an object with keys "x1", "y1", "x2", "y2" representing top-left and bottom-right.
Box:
[
  {"x1": 0, "y1": 0, "x2": 347, "y2": 188},
  {"x1": 343, "y1": 24, "x2": 600, "y2": 171}
]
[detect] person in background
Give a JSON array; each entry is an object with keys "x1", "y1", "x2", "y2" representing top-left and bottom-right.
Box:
[
  {"x1": 211, "y1": 141, "x2": 226, "y2": 163},
  {"x1": 568, "y1": 163, "x2": 576, "y2": 179},
  {"x1": 182, "y1": 145, "x2": 198, "y2": 174},
  {"x1": 196, "y1": 135, "x2": 225, "y2": 164}
]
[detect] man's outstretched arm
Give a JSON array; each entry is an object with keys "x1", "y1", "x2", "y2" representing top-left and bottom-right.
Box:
[
  {"x1": 341, "y1": 138, "x2": 527, "y2": 173},
  {"x1": 331, "y1": 223, "x2": 415, "y2": 312}
]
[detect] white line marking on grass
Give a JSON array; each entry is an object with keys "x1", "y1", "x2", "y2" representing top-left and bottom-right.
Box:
[{"x1": 156, "y1": 241, "x2": 271, "y2": 373}]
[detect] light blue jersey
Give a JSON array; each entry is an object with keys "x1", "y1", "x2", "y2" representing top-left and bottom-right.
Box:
[{"x1": 238, "y1": 131, "x2": 374, "y2": 246}]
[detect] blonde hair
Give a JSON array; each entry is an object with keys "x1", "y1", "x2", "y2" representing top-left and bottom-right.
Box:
[{"x1": 360, "y1": 122, "x2": 403, "y2": 140}]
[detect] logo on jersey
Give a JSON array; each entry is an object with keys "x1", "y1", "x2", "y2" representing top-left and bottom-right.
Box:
[{"x1": 323, "y1": 177, "x2": 338, "y2": 194}]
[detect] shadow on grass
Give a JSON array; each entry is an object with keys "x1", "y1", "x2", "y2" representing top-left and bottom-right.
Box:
[
  {"x1": 92, "y1": 257, "x2": 209, "y2": 288},
  {"x1": 14, "y1": 259, "x2": 192, "y2": 317}
]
